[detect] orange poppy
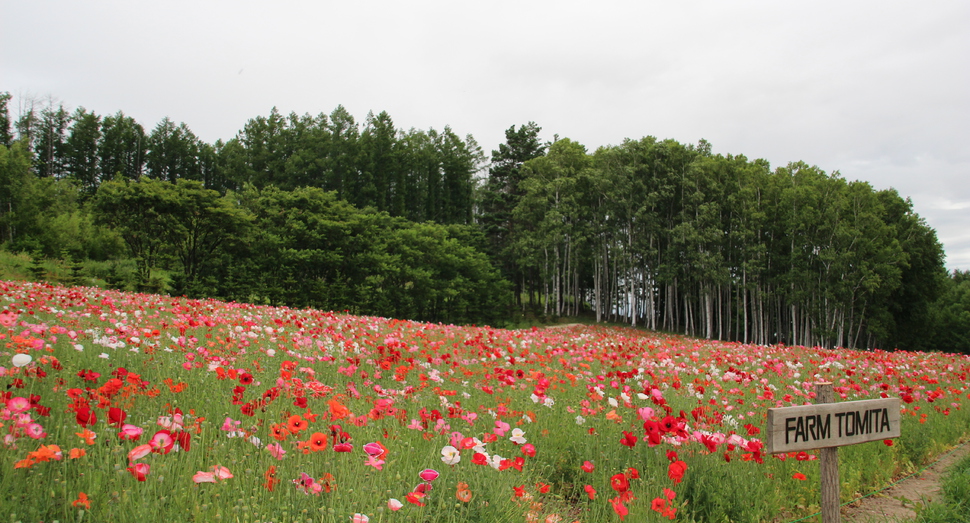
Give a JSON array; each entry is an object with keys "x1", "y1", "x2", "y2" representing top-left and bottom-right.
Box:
[
  {"x1": 287, "y1": 415, "x2": 308, "y2": 434},
  {"x1": 320, "y1": 472, "x2": 336, "y2": 493},
  {"x1": 328, "y1": 399, "x2": 350, "y2": 421},
  {"x1": 456, "y1": 482, "x2": 472, "y2": 502},
  {"x1": 307, "y1": 432, "x2": 328, "y2": 451},
  {"x1": 72, "y1": 492, "x2": 91, "y2": 509},
  {"x1": 69, "y1": 448, "x2": 86, "y2": 459},
  {"x1": 270, "y1": 423, "x2": 289, "y2": 441},
  {"x1": 75, "y1": 429, "x2": 96, "y2": 445}
]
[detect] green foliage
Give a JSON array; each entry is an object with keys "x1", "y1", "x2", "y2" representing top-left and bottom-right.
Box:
[
  {"x1": 925, "y1": 270, "x2": 970, "y2": 354},
  {"x1": 0, "y1": 91, "x2": 963, "y2": 345}
]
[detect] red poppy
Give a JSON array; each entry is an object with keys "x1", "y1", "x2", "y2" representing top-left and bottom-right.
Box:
[
  {"x1": 643, "y1": 420, "x2": 663, "y2": 446},
  {"x1": 584, "y1": 484, "x2": 596, "y2": 500},
  {"x1": 668, "y1": 460, "x2": 687, "y2": 484},
  {"x1": 75, "y1": 407, "x2": 97, "y2": 428},
  {"x1": 610, "y1": 473, "x2": 629, "y2": 493},
  {"x1": 610, "y1": 496, "x2": 629, "y2": 521},
  {"x1": 175, "y1": 430, "x2": 191, "y2": 452},
  {"x1": 620, "y1": 431, "x2": 637, "y2": 448},
  {"x1": 581, "y1": 460, "x2": 595, "y2": 473},
  {"x1": 793, "y1": 472, "x2": 807, "y2": 481}
]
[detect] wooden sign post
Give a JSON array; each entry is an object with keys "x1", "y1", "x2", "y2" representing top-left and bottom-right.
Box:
[{"x1": 766, "y1": 383, "x2": 901, "y2": 523}]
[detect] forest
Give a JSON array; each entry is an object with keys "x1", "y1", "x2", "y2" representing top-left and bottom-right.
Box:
[{"x1": 1, "y1": 92, "x2": 968, "y2": 352}]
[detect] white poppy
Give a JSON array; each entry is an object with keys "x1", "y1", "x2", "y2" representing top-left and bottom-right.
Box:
[{"x1": 11, "y1": 354, "x2": 31, "y2": 367}]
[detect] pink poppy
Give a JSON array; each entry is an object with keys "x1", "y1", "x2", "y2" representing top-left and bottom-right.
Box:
[
  {"x1": 150, "y1": 430, "x2": 175, "y2": 454},
  {"x1": 127, "y1": 462, "x2": 150, "y2": 481},
  {"x1": 419, "y1": 469, "x2": 439, "y2": 482},
  {"x1": 118, "y1": 424, "x2": 143, "y2": 441},
  {"x1": 6, "y1": 397, "x2": 30, "y2": 413},
  {"x1": 193, "y1": 471, "x2": 216, "y2": 483},
  {"x1": 128, "y1": 443, "x2": 153, "y2": 462}
]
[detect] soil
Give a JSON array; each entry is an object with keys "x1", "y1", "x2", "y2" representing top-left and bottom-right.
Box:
[{"x1": 841, "y1": 441, "x2": 970, "y2": 523}]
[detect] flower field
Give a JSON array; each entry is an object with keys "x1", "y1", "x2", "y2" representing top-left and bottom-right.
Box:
[{"x1": 2, "y1": 281, "x2": 969, "y2": 523}]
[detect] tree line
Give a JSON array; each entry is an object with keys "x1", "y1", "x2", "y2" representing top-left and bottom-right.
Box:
[{"x1": 1, "y1": 92, "x2": 967, "y2": 352}]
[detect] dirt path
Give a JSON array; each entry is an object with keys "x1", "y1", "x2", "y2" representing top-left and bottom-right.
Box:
[{"x1": 841, "y1": 441, "x2": 970, "y2": 522}]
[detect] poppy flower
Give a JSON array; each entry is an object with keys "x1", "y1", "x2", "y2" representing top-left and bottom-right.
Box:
[
  {"x1": 441, "y1": 445, "x2": 461, "y2": 465},
  {"x1": 118, "y1": 424, "x2": 143, "y2": 441},
  {"x1": 610, "y1": 473, "x2": 629, "y2": 493},
  {"x1": 72, "y1": 492, "x2": 90, "y2": 509},
  {"x1": 266, "y1": 442, "x2": 286, "y2": 460},
  {"x1": 127, "y1": 463, "x2": 150, "y2": 481},
  {"x1": 643, "y1": 420, "x2": 663, "y2": 446},
  {"x1": 363, "y1": 441, "x2": 388, "y2": 459},
  {"x1": 388, "y1": 498, "x2": 403, "y2": 511},
  {"x1": 521, "y1": 443, "x2": 536, "y2": 457},
  {"x1": 456, "y1": 482, "x2": 472, "y2": 502},
  {"x1": 405, "y1": 491, "x2": 426, "y2": 506},
  {"x1": 75, "y1": 407, "x2": 97, "y2": 428},
  {"x1": 668, "y1": 460, "x2": 687, "y2": 484},
  {"x1": 287, "y1": 415, "x2": 309, "y2": 434},
  {"x1": 307, "y1": 432, "x2": 328, "y2": 451},
  {"x1": 620, "y1": 431, "x2": 637, "y2": 448},
  {"x1": 793, "y1": 472, "x2": 807, "y2": 481},
  {"x1": 610, "y1": 496, "x2": 629, "y2": 520},
  {"x1": 69, "y1": 448, "x2": 86, "y2": 459},
  {"x1": 108, "y1": 407, "x2": 127, "y2": 428},
  {"x1": 128, "y1": 443, "x2": 153, "y2": 462},
  {"x1": 264, "y1": 466, "x2": 279, "y2": 491},
  {"x1": 6, "y1": 397, "x2": 30, "y2": 413},
  {"x1": 174, "y1": 430, "x2": 192, "y2": 452},
  {"x1": 581, "y1": 460, "x2": 595, "y2": 473},
  {"x1": 193, "y1": 471, "x2": 216, "y2": 483},
  {"x1": 334, "y1": 442, "x2": 353, "y2": 452},
  {"x1": 419, "y1": 469, "x2": 440, "y2": 482},
  {"x1": 585, "y1": 484, "x2": 596, "y2": 500},
  {"x1": 150, "y1": 430, "x2": 175, "y2": 454}
]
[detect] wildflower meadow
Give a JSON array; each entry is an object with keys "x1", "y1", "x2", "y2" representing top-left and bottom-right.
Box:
[{"x1": 2, "y1": 280, "x2": 969, "y2": 523}]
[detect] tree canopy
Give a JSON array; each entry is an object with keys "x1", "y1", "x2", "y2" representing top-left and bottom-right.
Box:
[{"x1": 0, "y1": 91, "x2": 962, "y2": 351}]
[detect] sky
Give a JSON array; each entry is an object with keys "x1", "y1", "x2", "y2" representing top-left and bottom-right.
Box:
[{"x1": 3, "y1": 0, "x2": 969, "y2": 270}]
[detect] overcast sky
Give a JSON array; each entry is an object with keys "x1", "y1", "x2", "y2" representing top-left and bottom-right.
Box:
[{"x1": 3, "y1": 0, "x2": 968, "y2": 270}]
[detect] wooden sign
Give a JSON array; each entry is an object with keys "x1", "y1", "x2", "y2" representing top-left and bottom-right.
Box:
[
  {"x1": 766, "y1": 384, "x2": 901, "y2": 523},
  {"x1": 766, "y1": 397, "x2": 900, "y2": 454}
]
